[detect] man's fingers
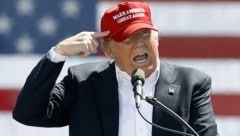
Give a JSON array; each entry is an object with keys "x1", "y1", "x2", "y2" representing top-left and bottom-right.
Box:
[
  {"x1": 91, "y1": 38, "x2": 99, "y2": 48},
  {"x1": 91, "y1": 31, "x2": 110, "y2": 39}
]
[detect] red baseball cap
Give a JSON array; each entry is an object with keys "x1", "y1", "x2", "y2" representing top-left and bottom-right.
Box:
[{"x1": 100, "y1": 1, "x2": 157, "y2": 42}]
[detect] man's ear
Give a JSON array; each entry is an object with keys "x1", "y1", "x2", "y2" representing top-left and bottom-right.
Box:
[{"x1": 102, "y1": 46, "x2": 114, "y2": 59}]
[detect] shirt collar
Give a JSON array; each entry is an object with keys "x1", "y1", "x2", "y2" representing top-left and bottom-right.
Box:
[{"x1": 115, "y1": 63, "x2": 160, "y2": 85}]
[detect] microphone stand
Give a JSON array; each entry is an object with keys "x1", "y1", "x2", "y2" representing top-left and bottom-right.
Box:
[
  {"x1": 131, "y1": 68, "x2": 199, "y2": 136},
  {"x1": 142, "y1": 95, "x2": 199, "y2": 136}
]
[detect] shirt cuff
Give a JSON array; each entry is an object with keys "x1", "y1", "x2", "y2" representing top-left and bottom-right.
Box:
[{"x1": 47, "y1": 47, "x2": 67, "y2": 63}]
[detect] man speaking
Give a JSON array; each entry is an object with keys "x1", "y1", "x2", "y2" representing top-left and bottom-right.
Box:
[{"x1": 13, "y1": 1, "x2": 218, "y2": 136}]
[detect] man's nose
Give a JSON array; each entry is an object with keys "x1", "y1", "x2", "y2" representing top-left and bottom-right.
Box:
[{"x1": 135, "y1": 36, "x2": 145, "y2": 48}]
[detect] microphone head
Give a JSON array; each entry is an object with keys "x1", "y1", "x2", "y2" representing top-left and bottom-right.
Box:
[{"x1": 131, "y1": 68, "x2": 145, "y2": 85}]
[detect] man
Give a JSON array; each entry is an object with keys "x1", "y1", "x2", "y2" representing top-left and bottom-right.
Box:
[{"x1": 13, "y1": 1, "x2": 218, "y2": 136}]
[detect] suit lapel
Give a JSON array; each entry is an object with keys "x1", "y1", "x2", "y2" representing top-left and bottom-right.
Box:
[
  {"x1": 93, "y1": 62, "x2": 119, "y2": 136},
  {"x1": 152, "y1": 62, "x2": 181, "y2": 136},
  {"x1": 154, "y1": 62, "x2": 180, "y2": 108}
]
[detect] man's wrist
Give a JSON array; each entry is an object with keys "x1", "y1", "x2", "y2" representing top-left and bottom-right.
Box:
[{"x1": 47, "y1": 47, "x2": 67, "y2": 63}]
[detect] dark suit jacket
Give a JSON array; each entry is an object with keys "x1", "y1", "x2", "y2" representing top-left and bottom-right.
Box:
[{"x1": 13, "y1": 56, "x2": 218, "y2": 136}]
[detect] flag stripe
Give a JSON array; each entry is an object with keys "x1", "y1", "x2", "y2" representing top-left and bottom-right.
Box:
[
  {"x1": 1, "y1": 56, "x2": 240, "y2": 92},
  {"x1": 158, "y1": 36, "x2": 240, "y2": 58},
  {"x1": 212, "y1": 94, "x2": 240, "y2": 116},
  {"x1": 0, "y1": 89, "x2": 19, "y2": 111},
  {"x1": 1, "y1": 89, "x2": 240, "y2": 116}
]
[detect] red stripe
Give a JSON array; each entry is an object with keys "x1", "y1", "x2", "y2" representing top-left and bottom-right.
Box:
[
  {"x1": 1, "y1": 89, "x2": 240, "y2": 116},
  {"x1": 211, "y1": 94, "x2": 240, "y2": 116},
  {"x1": 158, "y1": 36, "x2": 240, "y2": 58},
  {"x1": 0, "y1": 89, "x2": 19, "y2": 111}
]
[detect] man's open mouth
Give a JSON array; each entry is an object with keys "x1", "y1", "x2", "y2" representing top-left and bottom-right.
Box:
[{"x1": 133, "y1": 53, "x2": 148, "y2": 64}]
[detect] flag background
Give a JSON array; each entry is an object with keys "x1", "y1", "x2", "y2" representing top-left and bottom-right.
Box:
[{"x1": 1, "y1": 0, "x2": 240, "y2": 135}]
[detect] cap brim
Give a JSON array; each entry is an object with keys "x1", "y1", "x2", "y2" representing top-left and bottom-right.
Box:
[{"x1": 112, "y1": 22, "x2": 157, "y2": 42}]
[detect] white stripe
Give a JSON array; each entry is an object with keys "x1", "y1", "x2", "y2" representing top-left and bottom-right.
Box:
[
  {"x1": 0, "y1": 112, "x2": 68, "y2": 136},
  {"x1": 0, "y1": 112, "x2": 239, "y2": 136},
  {"x1": 216, "y1": 116, "x2": 240, "y2": 135},
  {"x1": 166, "y1": 59, "x2": 240, "y2": 94},
  {"x1": 1, "y1": 56, "x2": 240, "y2": 93},
  {"x1": 96, "y1": 2, "x2": 240, "y2": 36}
]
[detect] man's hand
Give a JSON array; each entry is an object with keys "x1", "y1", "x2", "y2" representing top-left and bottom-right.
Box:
[{"x1": 54, "y1": 31, "x2": 109, "y2": 57}]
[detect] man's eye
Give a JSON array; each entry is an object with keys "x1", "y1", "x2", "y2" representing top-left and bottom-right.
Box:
[
  {"x1": 123, "y1": 38, "x2": 131, "y2": 43},
  {"x1": 141, "y1": 32, "x2": 150, "y2": 38},
  {"x1": 122, "y1": 39, "x2": 132, "y2": 45}
]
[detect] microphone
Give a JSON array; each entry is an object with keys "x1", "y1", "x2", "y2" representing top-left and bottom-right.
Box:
[{"x1": 131, "y1": 68, "x2": 145, "y2": 108}]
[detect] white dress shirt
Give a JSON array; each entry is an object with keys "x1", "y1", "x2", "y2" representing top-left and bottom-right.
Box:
[{"x1": 115, "y1": 65, "x2": 160, "y2": 136}]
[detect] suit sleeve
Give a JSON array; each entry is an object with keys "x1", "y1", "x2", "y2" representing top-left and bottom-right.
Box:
[
  {"x1": 12, "y1": 55, "x2": 72, "y2": 127},
  {"x1": 189, "y1": 75, "x2": 219, "y2": 136}
]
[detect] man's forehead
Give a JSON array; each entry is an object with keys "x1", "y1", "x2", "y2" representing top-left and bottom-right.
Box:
[{"x1": 125, "y1": 29, "x2": 151, "y2": 39}]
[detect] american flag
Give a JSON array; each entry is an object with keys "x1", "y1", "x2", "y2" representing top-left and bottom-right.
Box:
[{"x1": 1, "y1": 0, "x2": 240, "y2": 136}]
